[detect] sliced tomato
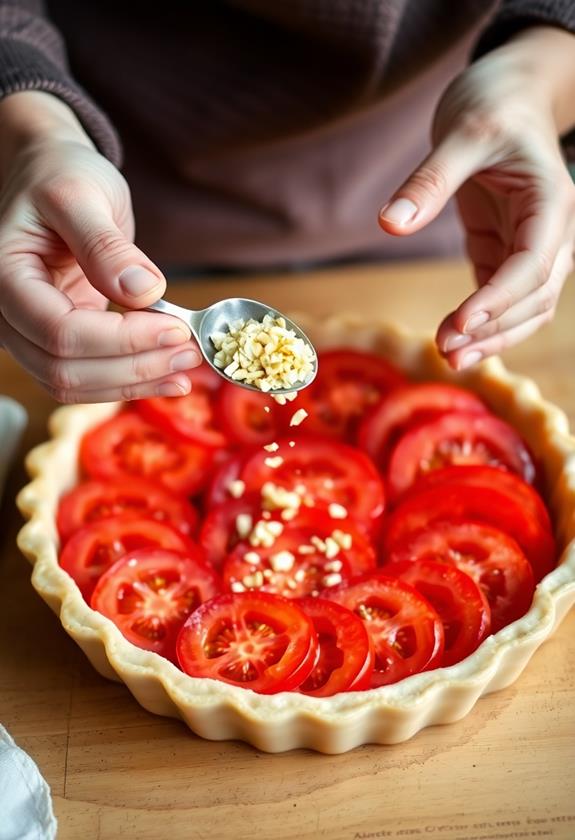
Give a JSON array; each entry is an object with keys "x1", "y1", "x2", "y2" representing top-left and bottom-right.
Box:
[
  {"x1": 59, "y1": 515, "x2": 200, "y2": 600},
  {"x1": 176, "y1": 591, "x2": 319, "y2": 694},
  {"x1": 382, "y1": 559, "x2": 490, "y2": 667},
  {"x1": 217, "y1": 383, "x2": 279, "y2": 447},
  {"x1": 326, "y1": 574, "x2": 444, "y2": 687},
  {"x1": 382, "y1": 483, "x2": 555, "y2": 582},
  {"x1": 357, "y1": 382, "x2": 487, "y2": 469},
  {"x1": 204, "y1": 450, "x2": 251, "y2": 509},
  {"x1": 137, "y1": 364, "x2": 227, "y2": 448},
  {"x1": 222, "y1": 509, "x2": 377, "y2": 599},
  {"x1": 387, "y1": 411, "x2": 536, "y2": 500},
  {"x1": 199, "y1": 496, "x2": 262, "y2": 569},
  {"x1": 239, "y1": 437, "x2": 385, "y2": 531},
  {"x1": 296, "y1": 598, "x2": 374, "y2": 696},
  {"x1": 400, "y1": 465, "x2": 552, "y2": 533},
  {"x1": 290, "y1": 349, "x2": 405, "y2": 441},
  {"x1": 57, "y1": 479, "x2": 199, "y2": 544},
  {"x1": 90, "y1": 548, "x2": 221, "y2": 661},
  {"x1": 80, "y1": 411, "x2": 215, "y2": 496},
  {"x1": 387, "y1": 521, "x2": 535, "y2": 632}
]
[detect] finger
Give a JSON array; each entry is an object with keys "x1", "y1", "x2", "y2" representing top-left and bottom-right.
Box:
[
  {"x1": 454, "y1": 243, "x2": 572, "y2": 345},
  {"x1": 45, "y1": 375, "x2": 194, "y2": 405},
  {"x1": 378, "y1": 130, "x2": 488, "y2": 235},
  {"x1": 0, "y1": 313, "x2": 201, "y2": 394},
  {"x1": 36, "y1": 180, "x2": 166, "y2": 308},
  {"x1": 0, "y1": 256, "x2": 192, "y2": 356},
  {"x1": 448, "y1": 193, "x2": 566, "y2": 335},
  {"x1": 443, "y1": 312, "x2": 556, "y2": 372}
]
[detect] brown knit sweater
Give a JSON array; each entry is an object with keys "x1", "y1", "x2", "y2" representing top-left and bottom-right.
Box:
[{"x1": 0, "y1": 1, "x2": 574, "y2": 268}]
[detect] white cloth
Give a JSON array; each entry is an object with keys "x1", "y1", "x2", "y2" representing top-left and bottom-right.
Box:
[
  {"x1": 0, "y1": 726, "x2": 57, "y2": 840},
  {"x1": 1, "y1": 401, "x2": 56, "y2": 838}
]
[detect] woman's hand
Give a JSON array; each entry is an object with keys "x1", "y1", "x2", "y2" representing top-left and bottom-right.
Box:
[
  {"x1": 0, "y1": 92, "x2": 200, "y2": 403},
  {"x1": 379, "y1": 26, "x2": 575, "y2": 369}
]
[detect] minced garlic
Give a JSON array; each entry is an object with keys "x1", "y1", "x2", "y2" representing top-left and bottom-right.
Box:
[
  {"x1": 290, "y1": 408, "x2": 308, "y2": 427},
  {"x1": 211, "y1": 313, "x2": 314, "y2": 392}
]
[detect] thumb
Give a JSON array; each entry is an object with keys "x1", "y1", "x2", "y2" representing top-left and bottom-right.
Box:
[
  {"x1": 378, "y1": 132, "x2": 487, "y2": 236},
  {"x1": 44, "y1": 191, "x2": 166, "y2": 308}
]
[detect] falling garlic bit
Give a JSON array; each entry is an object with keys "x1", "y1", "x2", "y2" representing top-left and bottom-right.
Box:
[
  {"x1": 264, "y1": 456, "x2": 284, "y2": 469},
  {"x1": 228, "y1": 479, "x2": 246, "y2": 499},
  {"x1": 328, "y1": 502, "x2": 347, "y2": 520},
  {"x1": 211, "y1": 312, "x2": 314, "y2": 393},
  {"x1": 290, "y1": 408, "x2": 308, "y2": 427},
  {"x1": 263, "y1": 442, "x2": 280, "y2": 453}
]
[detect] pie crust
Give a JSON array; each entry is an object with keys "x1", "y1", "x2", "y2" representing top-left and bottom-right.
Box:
[{"x1": 16, "y1": 318, "x2": 575, "y2": 754}]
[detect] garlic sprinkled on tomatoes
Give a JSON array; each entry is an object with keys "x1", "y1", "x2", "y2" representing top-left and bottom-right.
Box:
[{"x1": 211, "y1": 313, "x2": 314, "y2": 392}]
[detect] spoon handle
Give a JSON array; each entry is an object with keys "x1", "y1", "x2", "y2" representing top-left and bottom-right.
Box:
[{"x1": 145, "y1": 299, "x2": 204, "y2": 338}]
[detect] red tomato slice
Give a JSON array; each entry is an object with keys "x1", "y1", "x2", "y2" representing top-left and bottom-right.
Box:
[
  {"x1": 382, "y1": 559, "x2": 491, "y2": 667},
  {"x1": 204, "y1": 450, "x2": 252, "y2": 509},
  {"x1": 80, "y1": 412, "x2": 215, "y2": 496},
  {"x1": 357, "y1": 382, "x2": 487, "y2": 469},
  {"x1": 222, "y1": 509, "x2": 377, "y2": 599},
  {"x1": 137, "y1": 364, "x2": 227, "y2": 448},
  {"x1": 59, "y1": 515, "x2": 201, "y2": 600},
  {"x1": 387, "y1": 411, "x2": 537, "y2": 500},
  {"x1": 90, "y1": 548, "x2": 221, "y2": 661},
  {"x1": 217, "y1": 383, "x2": 279, "y2": 447},
  {"x1": 199, "y1": 497, "x2": 262, "y2": 569},
  {"x1": 296, "y1": 597, "x2": 375, "y2": 696},
  {"x1": 176, "y1": 591, "x2": 319, "y2": 694},
  {"x1": 291, "y1": 349, "x2": 405, "y2": 441},
  {"x1": 387, "y1": 521, "x2": 535, "y2": 633},
  {"x1": 239, "y1": 437, "x2": 385, "y2": 530},
  {"x1": 400, "y1": 465, "x2": 552, "y2": 533},
  {"x1": 382, "y1": 483, "x2": 555, "y2": 582},
  {"x1": 57, "y1": 479, "x2": 199, "y2": 544},
  {"x1": 326, "y1": 574, "x2": 444, "y2": 687}
]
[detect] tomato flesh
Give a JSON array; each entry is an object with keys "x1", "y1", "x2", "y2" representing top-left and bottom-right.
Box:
[
  {"x1": 358, "y1": 382, "x2": 487, "y2": 469},
  {"x1": 176, "y1": 591, "x2": 319, "y2": 694},
  {"x1": 137, "y1": 364, "x2": 227, "y2": 448},
  {"x1": 291, "y1": 349, "x2": 405, "y2": 441},
  {"x1": 387, "y1": 520, "x2": 535, "y2": 632},
  {"x1": 326, "y1": 573, "x2": 444, "y2": 686},
  {"x1": 382, "y1": 559, "x2": 491, "y2": 666},
  {"x1": 80, "y1": 411, "x2": 215, "y2": 496},
  {"x1": 222, "y1": 509, "x2": 377, "y2": 599},
  {"x1": 91, "y1": 549, "x2": 221, "y2": 661},
  {"x1": 57, "y1": 479, "x2": 198, "y2": 544},
  {"x1": 59, "y1": 515, "x2": 200, "y2": 600},
  {"x1": 217, "y1": 383, "x2": 279, "y2": 447},
  {"x1": 239, "y1": 437, "x2": 385, "y2": 530},
  {"x1": 401, "y1": 465, "x2": 552, "y2": 532},
  {"x1": 296, "y1": 597, "x2": 375, "y2": 696},
  {"x1": 387, "y1": 411, "x2": 536, "y2": 500},
  {"x1": 382, "y1": 482, "x2": 555, "y2": 582}
]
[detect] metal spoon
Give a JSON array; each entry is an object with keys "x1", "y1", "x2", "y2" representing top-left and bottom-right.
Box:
[{"x1": 147, "y1": 297, "x2": 318, "y2": 395}]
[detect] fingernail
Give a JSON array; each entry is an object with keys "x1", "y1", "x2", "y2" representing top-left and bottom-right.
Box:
[
  {"x1": 459, "y1": 350, "x2": 483, "y2": 370},
  {"x1": 379, "y1": 198, "x2": 418, "y2": 226},
  {"x1": 443, "y1": 333, "x2": 472, "y2": 353},
  {"x1": 170, "y1": 349, "x2": 201, "y2": 372},
  {"x1": 157, "y1": 378, "x2": 190, "y2": 397},
  {"x1": 119, "y1": 265, "x2": 161, "y2": 297},
  {"x1": 158, "y1": 327, "x2": 191, "y2": 347},
  {"x1": 463, "y1": 311, "x2": 490, "y2": 334}
]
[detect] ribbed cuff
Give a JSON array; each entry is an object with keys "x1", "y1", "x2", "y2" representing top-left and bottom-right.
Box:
[
  {"x1": 0, "y1": 37, "x2": 122, "y2": 168},
  {"x1": 472, "y1": 2, "x2": 575, "y2": 161},
  {"x1": 473, "y1": 1, "x2": 575, "y2": 58}
]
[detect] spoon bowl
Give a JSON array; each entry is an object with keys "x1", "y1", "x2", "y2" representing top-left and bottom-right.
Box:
[{"x1": 147, "y1": 297, "x2": 318, "y2": 394}]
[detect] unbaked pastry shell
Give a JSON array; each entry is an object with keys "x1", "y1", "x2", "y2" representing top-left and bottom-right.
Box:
[{"x1": 16, "y1": 318, "x2": 575, "y2": 753}]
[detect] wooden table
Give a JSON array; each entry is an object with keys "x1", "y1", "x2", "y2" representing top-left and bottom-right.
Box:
[{"x1": 1, "y1": 260, "x2": 574, "y2": 840}]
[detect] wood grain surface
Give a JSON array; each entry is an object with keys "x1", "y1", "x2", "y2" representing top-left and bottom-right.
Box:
[{"x1": 1, "y1": 259, "x2": 574, "y2": 840}]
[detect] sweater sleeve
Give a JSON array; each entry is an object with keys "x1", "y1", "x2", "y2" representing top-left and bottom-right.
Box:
[
  {"x1": 472, "y1": 1, "x2": 575, "y2": 160},
  {"x1": 0, "y1": 0, "x2": 122, "y2": 166}
]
